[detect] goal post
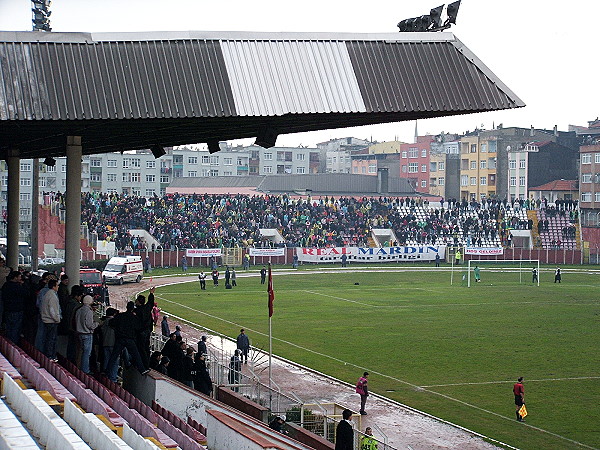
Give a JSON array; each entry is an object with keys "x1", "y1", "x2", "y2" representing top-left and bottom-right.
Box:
[{"x1": 466, "y1": 259, "x2": 540, "y2": 288}]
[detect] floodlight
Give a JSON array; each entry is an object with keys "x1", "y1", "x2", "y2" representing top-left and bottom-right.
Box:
[
  {"x1": 150, "y1": 144, "x2": 166, "y2": 159},
  {"x1": 43, "y1": 157, "x2": 56, "y2": 167},
  {"x1": 255, "y1": 128, "x2": 278, "y2": 149},
  {"x1": 446, "y1": 0, "x2": 461, "y2": 25},
  {"x1": 429, "y1": 5, "x2": 444, "y2": 28},
  {"x1": 207, "y1": 140, "x2": 221, "y2": 154}
]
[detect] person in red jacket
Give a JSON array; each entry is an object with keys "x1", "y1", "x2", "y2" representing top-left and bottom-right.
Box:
[
  {"x1": 356, "y1": 372, "x2": 369, "y2": 415},
  {"x1": 513, "y1": 377, "x2": 525, "y2": 421}
]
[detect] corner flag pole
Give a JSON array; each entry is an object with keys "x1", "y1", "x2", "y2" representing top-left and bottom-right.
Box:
[{"x1": 267, "y1": 262, "x2": 274, "y2": 410}]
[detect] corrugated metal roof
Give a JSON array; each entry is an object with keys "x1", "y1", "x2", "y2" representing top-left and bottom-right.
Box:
[
  {"x1": 221, "y1": 40, "x2": 365, "y2": 116},
  {"x1": 169, "y1": 176, "x2": 262, "y2": 188}
]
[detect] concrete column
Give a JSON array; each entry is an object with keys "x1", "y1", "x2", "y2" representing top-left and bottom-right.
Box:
[
  {"x1": 6, "y1": 154, "x2": 20, "y2": 269},
  {"x1": 65, "y1": 137, "x2": 82, "y2": 286},
  {"x1": 31, "y1": 158, "x2": 40, "y2": 272}
]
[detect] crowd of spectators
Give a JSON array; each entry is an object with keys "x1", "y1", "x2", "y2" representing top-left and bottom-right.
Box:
[{"x1": 40, "y1": 192, "x2": 580, "y2": 251}]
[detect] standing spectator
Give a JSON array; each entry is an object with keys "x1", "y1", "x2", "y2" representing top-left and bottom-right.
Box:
[
  {"x1": 224, "y1": 266, "x2": 231, "y2": 286},
  {"x1": 236, "y1": 328, "x2": 250, "y2": 364},
  {"x1": 532, "y1": 267, "x2": 538, "y2": 284},
  {"x1": 198, "y1": 335, "x2": 208, "y2": 356},
  {"x1": 149, "y1": 351, "x2": 162, "y2": 370},
  {"x1": 100, "y1": 308, "x2": 118, "y2": 372},
  {"x1": 454, "y1": 248, "x2": 462, "y2": 265},
  {"x1": 260, "y1": 266, "x2": 267, "y2": 284},
  {"x1": 554, "y1": 267, "x2": 561, "y2": 283},
  {"x1": 231, "y1": 268, "x2": 237, "y2": 287},
  {"x1": 151, "y1": 301, "x2": 160, "y2": 329},
  {"x1": 181, "y1": 347, "x2": 195, "y2": 388},
  {"x1": 211, "y1": 269, "x2": 219, "y2": 287},
  {"x1": 35, "y1": 273, "x2": 53, "y2": 351},
  {"x1": 435, "y1": 253, "x2": 440, "y2": 267},
  {"x1": 75, "y1": 295, "x2": 99, "y2": 374},
  {"x1": 335, "y1": 409, "x2": 354, "y2": 450},
  {"x1": 292, "y1": 254, "x2": 299, "y2": 269},
  {"x1": 40, "y1": 279, "x2": 61, "y2": 361},
  {"x1": 228, "y1": 349, "x2": 242, "y2": 392},
  {"x1": 181, "y1": 256, "x2": 188, "y2": 272},
  {"x1": 161, "y1": 315, "x2": 170, "y2": 337},
  {"x1": 269, "y1": 416, "x2": 286, "y2": 433},
  {"x1": 513, "y1": 377, "x2": 525, "y2": 421},
  {"x1": 135, "y1": 289, "x2": 155, "y2": 368},
  {"x1": 144, "y1": 256, "x2": 151, "y2": 273},
  {"x1": 356, "y1": 371, "x2": 369, "y2": 415},
  {"x1": 57, "y1": 274, "x2": 70, "y2": 313},
  {"x1": 243, "y1": 253, "x2": 250, "y2": 270},
  {"x1": 174, "y1": 325, "x2": 182, "y2": 338},
  {"x1": 106, "y1": 301, "x2": 149, "y2": 382},
  {"x1": 157, "y1": 356, "x2": 170, "y2": 375},
  {"x1": 1, "y1": 271, "x2": 28, "y2": 344},
  {"x1": 341, "y1": 253, "x2": 348, "y2": 267},
  {"x1": 198, "y1": 272, "x2": 206, "y2": 290},
  {"x1": 360, "y1": 427, "x2": 378, "y2": 450},
  {"x1": 0, "y1": 258, "x2": 10, "y2": 326},
  {"x1": 193, "y1": 353, "x2": 213, "y2": 395},
  {"x1": 64, "y1": 285, "x2": 84, "y2": 363}
]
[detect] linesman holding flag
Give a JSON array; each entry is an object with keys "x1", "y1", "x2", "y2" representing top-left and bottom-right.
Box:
[{"x1": 267, "y1": 263, "x2": 275, "y2": 408}]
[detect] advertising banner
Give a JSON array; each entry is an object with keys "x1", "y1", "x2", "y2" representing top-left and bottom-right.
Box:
[
  {"x1": 249, "y1": 248, "x2": 286, "y2": 257},
  {"x1": 186, "y1": 248, "x2": 222, "y2": 257},
  {"x1": 296, "y1": 246, "x2": 446, "y2": 263},
  {"x1": 465, "y1": 247, "x2": 504, "y2": 256}
]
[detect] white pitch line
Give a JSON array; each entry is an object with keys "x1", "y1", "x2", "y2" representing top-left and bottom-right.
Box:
[{"x1": 420, "y1": 376, "x2": 600, "y2": 388}]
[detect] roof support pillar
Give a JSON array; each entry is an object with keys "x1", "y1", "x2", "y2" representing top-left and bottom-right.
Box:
[
  {"x1": 5, "y1": 151, "x2": 20, "y2": 269},
  {"x1": 65, "y1": 137, "x2": 82, "y2": 287}
]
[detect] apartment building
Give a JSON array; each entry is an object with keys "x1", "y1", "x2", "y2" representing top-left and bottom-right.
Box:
[
  {"x1": 399, "y1": 135, "x2": 434, "y2": 194},
  {"x1": 429, "y1": 138, "x2": 460, "y2": 200}
]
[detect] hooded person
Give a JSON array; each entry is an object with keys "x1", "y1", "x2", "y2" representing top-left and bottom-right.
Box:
[{"x1": 75, "y1": 295, "x2": 99, "y2": 374}]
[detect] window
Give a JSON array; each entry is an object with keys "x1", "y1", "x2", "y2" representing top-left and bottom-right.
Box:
[
  {"x1": 20, "y1": 193, "x2": 31, "y2": 201},
  {"x1": 480, "y1": 177, "x2": 487, "y2": 186},
  {"x1": 401, "y1": 151, "x2": 407, "y2": 158},
  {"x1": 201, "y1": 169, "x2": 209, "y2": 177},
  {"x1": 237, "y1": 158, "x2": 244, "y2": 166},
  {"x1": 421, "y1": 180, "x2": 427, "y2": 187},
  {"x1": 145, "y1": 189, "x2": 156, "y2": 197},
  {"x1": 509, "y1": 160, "x2": 516, "y2": 169},
  {"x1": 438, "y1": 162, "x2": 445, "y2": 171},
  {"x1": 146, "y1": 174, "x2": 156, "y2": 182},
  {"x1": 160, "y1": 175, "x2": 169, "y2": 183},
  {"x1": 46, "y1": 165, "x2": 56, "y2": 172},
  {"x1": 107, "y1": 173, "x2": 117, "y2": 182},
  {"x1": 361, "y1": 167, "x2": 366, "y2": 174},
  {"x1": 430, "y1": 162, "x2": 437, "y2": 172},
  {"x1": 401, "y1": 165, "x2": 407, "y2": 173},
  {"x1": 107, "y1": 188, "x2": 118, "y2": 194},
  {"x1": 596, "y1": 192, "x2": 600, "y2": 202},
  {"x1": 188, "y1": 157, "x2": 198, "y2": 164},
  {"x1": 480, "y1": 143, "x2": 487, "y2": 153},
  {"x1": 470, "y1": 144, "x2": 477, "y2": 153},
  {"x1": 38, "y1": 178, "x2": 45, "y2": 187},
  {"x1": 209, "y1": 156, "x2": 218, "y2": 165},
  {"x1": 460, "y1": 175, "x2": 468, "y2": 186},
  {"x1": 223, "y1": 171, "x2": 233, "y2": 176},
  {"x1": 421, "y1": 149, "x2": 427, "y2": 157},
  {"x1": 90, "y1": 159, "x2": 101, "y2": 167},
  {"x1": 582, "y1": 153, "x2": 591, "y2": 164},
  {"x1": 470, "y1": 160, "x2": 476, "y2": 170},
  {"x1": 107, "y1": 159, "x2": 117, "y2": 167},
  {"x1": 224, "y1": 157, "x2": 232, "y2": 165},
  {"x1": 296, "y1": 153, "x2": 305, "y2": 161},
  {"x1": 408, "y1": 162, "x2": 418, "y2": 173},
  {"x1": 202, "y1": 155, "x2": 210, "y2": 164},
  {"x1": 264, "y1": 153, "x2": 273, "y2": 161},
  {"x1": 188, "y1": 171, "x2": 197, "y2": 177},
  {"x1": 20, "y1": 163, "x2": 32, "y2": 172},
  {"x1": 368, "y1": 164, "x2": 377, "y2": 174},
  {"x1": 123, "y1": 158, "x2": 130, "y2": 169},
  {"x1": 438, "y1": 177, "x2": 445, "y2": 186},
  {"x1": 209, "y1": 169, "x2": 218, "y2": 177},
  {"x1": 132, "y1": 188, "x2": 141, "y2": 196},
  {"x1": 90, "y1": 173, "x2": 101, "y2": 182},
  {"x1": 470, "y1": 177, "x2": 476, "y2": 186},
  {"x1": 264, "y1": 166, "x2": 272, "y2": 174},
  {"x1": 581, "y1": 192, "x2": 591, "y2": 202},
  {"x1": 519, "y1": 176, "x2": 526, "y2": 186},
  {"x1": 131, "y1": 158, "x2": 141, "y2": 168},
  {"x1": 146, "y1": 161, "x2": 156, "y2": 169},
  {"x1": 123, "y1": 173, "x2": 140, "y2": 183},
  {"x1": 409, "y1": 148, "x2": 418, "y2": 158},
  {"x1": 582, "y1": 173, "x2": 592, "y2": 183},
  {"x1": 596, "y1": 153, "x2": 600, "y2": 164},
  {"x1": 421, "y1": 164, "x2": 427, "y2": 173},
  {"x1": 20, "y1": 178, "x2": 31, "y2": 187},
  {"x1": 353, "y1": 167, "x2": 359, "y2": 174},
  {"x1": 61, "y1": 179, "x2": 66, "y2": 187},
  {"x1": 61, "y1": 164, "x2": 66, "y2": 173},
  {"x1": 480, "y1": 160, "x2": 487, "y2": 169},
  {"x1": 296, "y1": 166, "x2": 306, "y2": 174},
  {"x1": 510, "y1": 176, "x2": 516, "y2": 186},
  {"x1": 519, "y1": 159, "x2": 526, "y2": 169},
  {"x1": 20, "y1": 208, "x2": 31, "y2": 216}
]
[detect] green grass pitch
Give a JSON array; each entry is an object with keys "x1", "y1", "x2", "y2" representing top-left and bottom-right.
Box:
[{"x1": 146, "y1": 265, "x2": 600, "y2": 450}]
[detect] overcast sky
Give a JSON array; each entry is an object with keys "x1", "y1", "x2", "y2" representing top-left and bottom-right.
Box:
[{"x1": 1, "y1": 1, "x2": 598, "y2": 147}]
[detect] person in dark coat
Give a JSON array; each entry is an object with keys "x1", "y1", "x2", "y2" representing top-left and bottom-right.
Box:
[
  {"x1": 335, "y1": 409, "x2": 354, "y2": 450},
  {"x1": 149, "y1": 351, "x2": 162, "y2": 370},
  {"x1": 161, "y1": 315, "x2": 170, "y2": 337},
  {"x1": 157, "y1": 356, "x2": 170, "y2": 375},
  {"x1": 193, "y1": 353, "x2": 213, "y2": 396},
  {"x1": 236, "y1": 328, "x2": 250, "y2": 364},
  {"x1": 228, "y1": 349, "x2": 242, "y2": 392},
  {"x1": 198, "y1": 335, "x2": 208, "y2": 356},
  {"x1": 1, "y1": 271, "x2": 28, "y2": 344},
  {"x1": 135, "y1": 288, "x2": 155, "y2": 368}
]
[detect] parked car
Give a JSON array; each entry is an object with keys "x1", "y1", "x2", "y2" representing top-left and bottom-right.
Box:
[
  {"x1": 80, "y1": 267, "x2": 110, "y2": 305},
  {"x1": 38, "y1": 257, "x2": 65, "y2": 266}
]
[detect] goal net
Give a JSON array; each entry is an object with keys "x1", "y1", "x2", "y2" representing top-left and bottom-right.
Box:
[{"x1": 464, "y1": 259, "x2": 540, "y2": 288}]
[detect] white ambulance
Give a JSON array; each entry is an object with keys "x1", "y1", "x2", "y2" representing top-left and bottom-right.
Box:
[{"x1": 102, "y1": 255, "x2": 143, "y2": 284}]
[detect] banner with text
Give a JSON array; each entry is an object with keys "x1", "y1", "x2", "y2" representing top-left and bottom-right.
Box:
[
  {"x1": 296, "y1": 246, "x2": 446, "y2": 263},
  {"x1": 186, "y1": 248, "x2": 222, "y2": 258},
  {"x1": 465, "y1": 247, "x2": 504, "y2": 256},
  {"x1": 249, "y1": 248, "x2": 286, "y2": 257}
]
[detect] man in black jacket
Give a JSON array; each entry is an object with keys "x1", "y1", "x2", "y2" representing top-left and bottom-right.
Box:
[
  {"x1": 134, "y1": 287, "x2": 155, "y2": 367},
  {"x1": 335, "y1": 409, "x2": 354, "y2": 450},
  {"x1": 106, "y1": 301, "x2": 149, "y2": 382},
  {"x1": 1, "y1": 271, "x2": 28, "y2": 344}
]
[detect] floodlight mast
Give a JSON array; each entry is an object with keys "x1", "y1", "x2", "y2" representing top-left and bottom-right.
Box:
[
  {"x1": 397, "y1": 1, "x2": 461, "y2": 32},
  {"x1": 32, "y1": 0, "x2": 52, "y2": 32}
]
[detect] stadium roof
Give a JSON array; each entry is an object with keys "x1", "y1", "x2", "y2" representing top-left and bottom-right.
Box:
[
  {"x1": 168, "y1": 173, "x2": 417, "y2": 197},
  {"x1": 0, "y1": 30, "x2": 524, "y2": 159}
]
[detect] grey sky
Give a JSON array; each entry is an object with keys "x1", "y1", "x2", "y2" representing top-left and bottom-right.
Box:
[{"x1": 1, "y1": 0, "x2": 597, "y2": 146}]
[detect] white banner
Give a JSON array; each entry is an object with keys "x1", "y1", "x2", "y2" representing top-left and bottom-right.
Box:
[
  {"x1": 186, "y1": 248, "x2": 222, "y2": 257},
  {"x1": 465, "y1": 247, "x2": 504, "y2": 255},
  {"x1": 296, "y1": 246, "x2": 446, "y2": 263},
  {"x1": 249, "y1": 248, "x2": 286, "y2": 257}
]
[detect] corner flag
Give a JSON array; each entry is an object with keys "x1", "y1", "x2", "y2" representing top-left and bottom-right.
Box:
[{"x1": 268, "y1": 263, "x2": 274, "y2": 317}]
